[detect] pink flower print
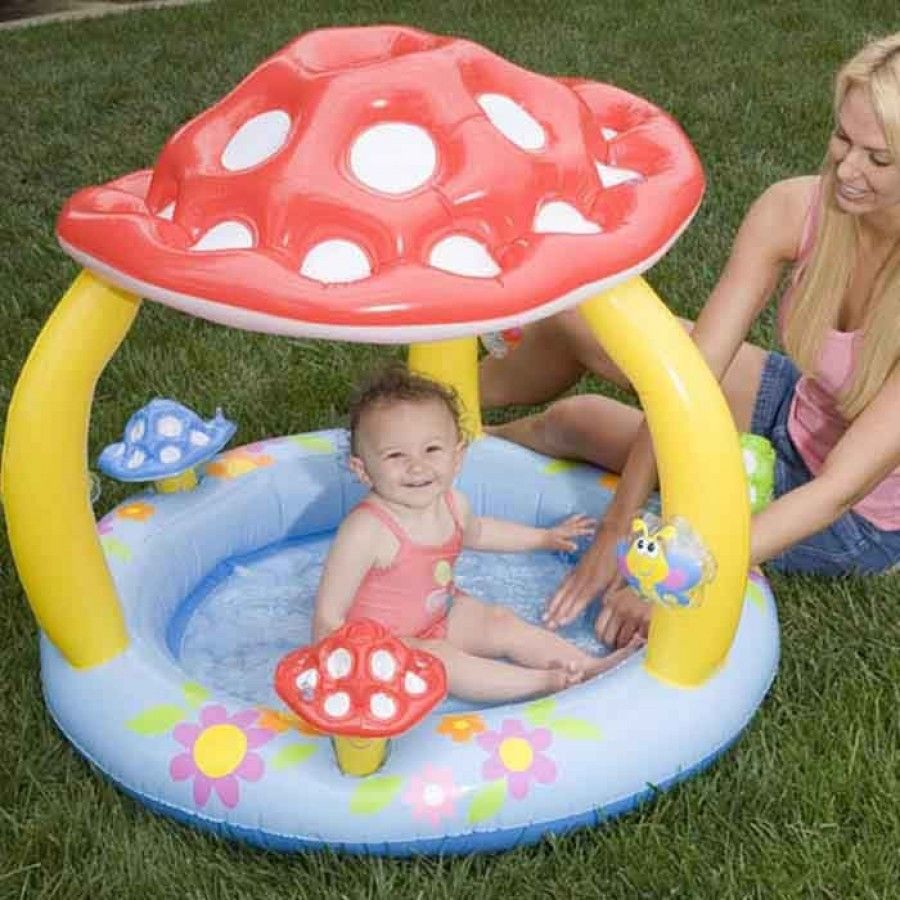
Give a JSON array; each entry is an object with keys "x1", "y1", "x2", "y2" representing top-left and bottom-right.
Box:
[
  {"x1": 169, "y1": 705, "x2": 274, "y2": 809},
  {"x1": 97, "y1": 514, "x2": 115, "y2": 535},
  {"x1": 402, "y1": 764, "x2": 461, "y2": 827},
  {"x1": 478, "y1": 718, "x2": 557, "y2": 799}
]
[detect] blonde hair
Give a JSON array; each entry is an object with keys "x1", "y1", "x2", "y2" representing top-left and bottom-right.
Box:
[{"x1": 782, "y1": 32, "x2": 900, "y2": 420}]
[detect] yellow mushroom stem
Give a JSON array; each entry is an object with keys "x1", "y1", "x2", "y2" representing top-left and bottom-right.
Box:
[
  {"x1": 408, "y1": 337, "x2": 482, "y2": 440},
  {"x1": 332, "y1": 735, "x2": 389, "y2": 776},
  {"x1": 577, "y1": 277, "x2": 749, "y2": 686},
  {"x1": 154, "y1": 468, "x2": 199, "y2": 494},
  {"x1": 1, "y1": 271, "x2": 140, "y2": 668}
]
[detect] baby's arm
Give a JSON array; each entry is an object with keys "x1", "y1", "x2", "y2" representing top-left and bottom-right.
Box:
[
  {"x1": 313, "y1": 510, "x2": 381, "y2": 640},
  {"x1": 456, "y1": 490, "x2": 595, "y2": 553}
]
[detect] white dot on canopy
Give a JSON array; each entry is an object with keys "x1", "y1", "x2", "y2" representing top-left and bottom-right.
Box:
[
  {"x1": 326, "y1": 648, "x2": 354, "y2": 679},
  {"x1": 191, "y1": 222, "x2": 255, "y2": 252},
  {"x1": 159, "y1": 445, "x2": 182, "y2": 465},
  {"x1": 601, "y1": 127, "x2": 619, "y2": 140},
  {"x1": 370, "y1": 692, "x2": 397, "y2": 720},
  {"x1": 370, "y1": 649, "x2": 398, "y2": 682},
  {"x1": 189, "y1": 430, "x2": 211, "y2": 447},
  {"x1": 404, "y1": 671, "x2": 427, "y2": 695},
  {"x1": 429, "y1": 235, "x2": 500, "y2": 278},
  {"x1": 127, "y1": 449, "x2": 146, "y2": 469},
  {"x1": 221, "y1": 110, "x2": 292, "y2": 172},
  {"x1": 477, "y1": 93, "x2": 546, "y2": 151},
  {"x1": 596, "y1": 161, "x2": 642, "y2": 188},
  {"x1": 300, "y1": 240, "x2": 372, "y2": 284},
  {"x1": 295, "y1": 668, "x2": 318, "y2": 693},
  {"x1": 349, "y1": 123, "x2": 437, "y2": 195},
  {"x1": 533, "y1": 201, "x2": 601, "y2": 235},
  {"x1": 323, "y1": 691, "x2": 351, "y2": 718},
  {"x1": 157, "y1": 416, "x2": 183, "y2": 438},
  {"x1": 743, "y1": 449, "x2": 757, "y2": 474}
]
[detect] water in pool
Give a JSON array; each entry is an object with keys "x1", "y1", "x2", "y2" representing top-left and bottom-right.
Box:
[{"x1": 174, "y1": 533, "x2": 607, "y2": 712}]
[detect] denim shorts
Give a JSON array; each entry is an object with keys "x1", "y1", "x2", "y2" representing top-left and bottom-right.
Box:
[{"x1": 749, "y1": 351, "x2": 900, "y2": 575}]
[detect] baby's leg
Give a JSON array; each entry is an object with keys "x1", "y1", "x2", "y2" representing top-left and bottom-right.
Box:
[
  {"x1": 447, "y1": 593, "x2": 617, "y2": 673},
  {"x1": 406, "y1": 637, "x2": 579, "y2": 703}
]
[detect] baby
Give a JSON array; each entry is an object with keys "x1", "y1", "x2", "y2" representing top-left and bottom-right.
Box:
[{"x1": 314, "y1": 366, "x2": 641, "y2": 703}]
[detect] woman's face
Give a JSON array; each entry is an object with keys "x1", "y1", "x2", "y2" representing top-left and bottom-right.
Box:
[{"x1": 829, "y1": 85, "x2": 900, "y2": 220}]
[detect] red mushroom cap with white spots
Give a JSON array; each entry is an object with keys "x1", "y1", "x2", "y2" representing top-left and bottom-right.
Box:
[
  {"x1": 56, "y1": 25, "x2": 704, "y2": 344},
  {"x1": 274, "y1": 618, "x2": 447, "y2": 737}
]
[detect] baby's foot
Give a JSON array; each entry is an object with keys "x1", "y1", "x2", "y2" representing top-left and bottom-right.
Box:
[{"x1": 544, "y1": 660, "x2": 586, "y2": 693}]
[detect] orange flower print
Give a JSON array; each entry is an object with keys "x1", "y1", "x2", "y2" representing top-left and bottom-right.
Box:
[
  {"x1": 599, "y1": 472, "x2": 620, "y2": 492},
  {"x1": 437, "y1": 713, "x2": 487, "y2": 743},
  {"x1": 206, "y1": 449, "x2": 274, "y2": 479},
  {"x1": 116, "y1": 501, "x2": 155, "y2": 522},
  {"x1": 256, "y1": 708, "x2": 322, "y2": 737}
]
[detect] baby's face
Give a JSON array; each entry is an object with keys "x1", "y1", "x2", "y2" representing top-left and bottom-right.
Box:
[{"x1": 351, "y1": 399, "x2": 463, "y2": 510}]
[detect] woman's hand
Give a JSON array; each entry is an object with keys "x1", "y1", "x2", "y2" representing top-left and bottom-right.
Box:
[
  {"x1": 594, "y1": 584, "x2": 651, "y2": 648},
  {"x1": 542, "y1": 513, "x2": 596, "y2": 552},
  {"x1": 543, "y1": 526, "x2": 619, "y2": 628}
]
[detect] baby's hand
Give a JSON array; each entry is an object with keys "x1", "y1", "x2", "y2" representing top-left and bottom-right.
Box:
[{"x1": 544, "y1": 514, "x2": 596, "y2": 552}]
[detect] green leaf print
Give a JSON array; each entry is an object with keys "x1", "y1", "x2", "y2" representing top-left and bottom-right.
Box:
[
  {"x1": 289, "y1": 435, "x2": 334, "y2": 453},
  {"x1": 524, "y1": 697, "x2": 557, "y2": 726},
  {"x1": 181, "y1": 682, "x2": 210, "y2": 709},
  {"x1": 126, "y1": 704, "x2": 186, "y2": 735},
  {"x1": 101, "y1": 536, "x2": 132, "y2": 562},
  {"x1": 467, "y1": 780, "x2": 507, "y2": 824},
  {"x1": 271, "y1": 743, "x2": 317, "y2": 771},
  {"x1": 349, "y1": 775, "x2": 404, "y2": 815},
  {"x1": 547, "y1": 717, "x2": 602, "y2": 740},
  {"x1": 746, "y1": 579, "x2": 766, "y2": 611},
  {"x1": 541, "y1": 459, "x2": 578, "y2": 475}
]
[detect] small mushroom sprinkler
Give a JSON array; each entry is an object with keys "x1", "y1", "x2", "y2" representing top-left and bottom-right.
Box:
[
  {"x1": 275, "y1": 619, "x2": 447, "y2": 777},
  {"x1": 98, "y1": 398, "x2": 236, "y2": 494}
]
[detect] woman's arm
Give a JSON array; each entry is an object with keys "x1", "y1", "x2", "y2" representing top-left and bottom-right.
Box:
[
  {"x1": 312, "y1": 511, "x2": 381, "y2": 640},
  {"x1": 544, "y1": 177, "x2": 813, "y2": 633},
  {"x1": 751, "y1": 362, "x2": 900, "y2": 563}
]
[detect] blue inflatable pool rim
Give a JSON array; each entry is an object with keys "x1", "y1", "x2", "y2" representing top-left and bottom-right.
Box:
[{"x1": 41, "y1": 430, "x2": 779, "y2": 855}]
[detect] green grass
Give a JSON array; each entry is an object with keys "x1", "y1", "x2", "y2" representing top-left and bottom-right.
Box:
[{"x1": 2, "y1": 1, "x2": 900, "y2": 897}]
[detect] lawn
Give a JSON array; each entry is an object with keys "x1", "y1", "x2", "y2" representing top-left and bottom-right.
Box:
[{"x1": 1, "y1": 1, "x2": 899, "y2": 897}]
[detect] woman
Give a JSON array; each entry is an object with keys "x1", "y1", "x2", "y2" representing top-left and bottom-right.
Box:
[{"x1": 481, "y1": 33, "x2": 900, "y2": 648}]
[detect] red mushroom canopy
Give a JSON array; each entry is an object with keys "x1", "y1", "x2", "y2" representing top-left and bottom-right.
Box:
[
  {"x1": 57, "y1": 26, "x2": 704, "y2": 343},
  {"x1": 274, "y1": 618, "x2": 447, "y2": 738}
]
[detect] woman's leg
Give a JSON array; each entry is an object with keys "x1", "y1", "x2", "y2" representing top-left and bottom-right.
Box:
[
  {"x1": 485, "y1": 314, "x2": 768, "y2": 467},
  {"x1": 480, "y1": 309, "x2": 632, "y2": 408}
]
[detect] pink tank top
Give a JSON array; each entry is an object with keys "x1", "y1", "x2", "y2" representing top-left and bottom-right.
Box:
[
  {"x1": 345, "y1": 492, "x2": 464, "y2": 638},
  {"x1": 778, "y1": 184, "x2": 900, "y2": 529}
]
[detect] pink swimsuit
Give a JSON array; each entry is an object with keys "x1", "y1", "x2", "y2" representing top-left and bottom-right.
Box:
[
  {"x1": 779, "y1": 182, "x2": 900, "y2": 529},
  {"x1": 345, "y1": 492, "x2": 464, "y2": 639}
]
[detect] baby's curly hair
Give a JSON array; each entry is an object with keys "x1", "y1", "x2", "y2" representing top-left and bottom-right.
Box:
[{"x1": 349, "y1": 364, "x2": 464, "y2": 454}]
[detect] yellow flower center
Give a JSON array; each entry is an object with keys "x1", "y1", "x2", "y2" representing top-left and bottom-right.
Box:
[
  {"x1": 193, "y1": 724, "x2": 247, "y2": 778},
  {"x1": 452, "y1": 720, "x2": 468, "y2": 730},
  {"x1": 498, "y1": 737, "x2": 534, "y2": 772}
]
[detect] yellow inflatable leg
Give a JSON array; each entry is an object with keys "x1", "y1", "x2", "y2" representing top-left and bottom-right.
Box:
[
  {"x1": 578, "y1": 277, "x2": 750, "y2": 687},
  {"x1": 1, "y1": 270, "x2": 141, "y2": 668},
  {"x1": 408, "y1": 337, "x2": 482, "y2": 440}
]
